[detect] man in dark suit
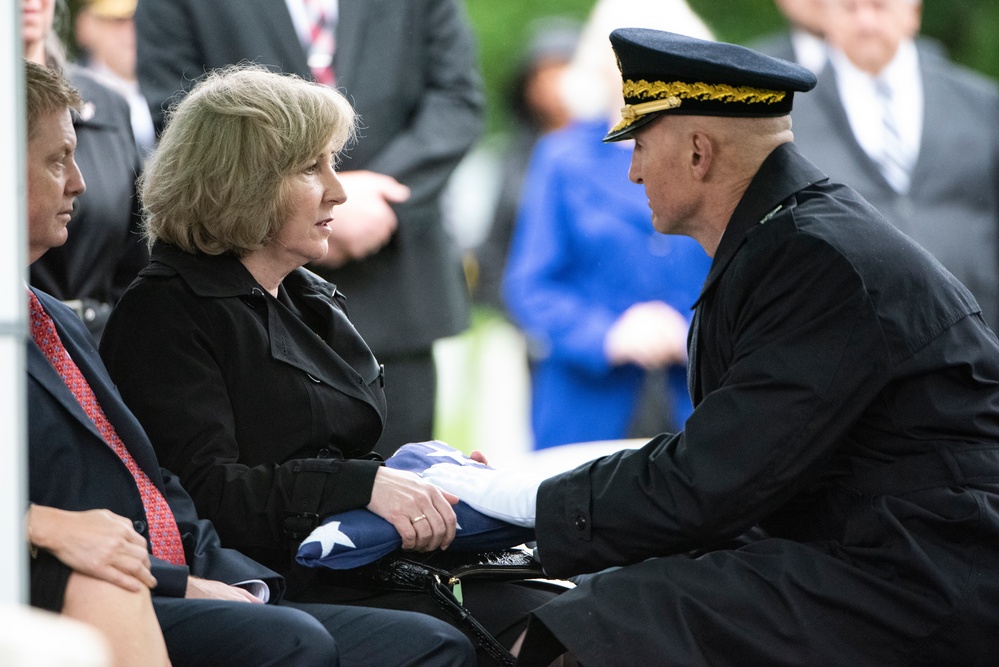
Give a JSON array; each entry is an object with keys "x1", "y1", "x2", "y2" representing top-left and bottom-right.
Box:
[
  {"x1": 134, "y1": 0, "x2": 485, "y2": 454},
  {"x1": 787, "y1": 0, "x2": 999, "y2": 331},
  {"x1": 24, "y1": 59, "x2": 474, "y2": 667}
]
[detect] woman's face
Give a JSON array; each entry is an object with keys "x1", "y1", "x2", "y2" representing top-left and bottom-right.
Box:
[
  {"x1": 23, "y1": 0, "x2": 55, "y2": 53},
  {"x1": 271, "y1": 138, "x2": 347, "y2": 268}
]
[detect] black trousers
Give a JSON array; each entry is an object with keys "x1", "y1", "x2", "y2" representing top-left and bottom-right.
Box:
[
  {"x1": 153, "y1": 595, "x2": 475, "y2": 667},
  {"x1": 28, "y1": 550, "x2": 71, "y2": 613},
  {"x1": 290, "y1": 571, "x2": 562, "y2": 667}
]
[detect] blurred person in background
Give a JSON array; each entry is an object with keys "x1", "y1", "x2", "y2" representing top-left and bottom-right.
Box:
[
  {"x1": 749, "y1": 0, "x2": 829, "y2": 74},
  {"x1": 471, "y1": 17, "x2": 581, "y2": 314},
  {"x1": 74, "y1": 0, "x2": 155, "y2": 157},
  {"x1": 501, "y1": 0, "x2": 714, "y2": 450},
  {"x1": 789, "y1": 0, "x2": 999, "y2": 332},
  {"x1": 23, "y1": 0, "x2": 146, "y2": 343}
]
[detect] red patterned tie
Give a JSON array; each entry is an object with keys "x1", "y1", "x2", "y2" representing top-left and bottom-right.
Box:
[
  {"x1": 302, "y1": 0, "x2": 336, "y2": 86},
  {"x1": 28, "y1": 291, "x2": 187, "y2": 566}
]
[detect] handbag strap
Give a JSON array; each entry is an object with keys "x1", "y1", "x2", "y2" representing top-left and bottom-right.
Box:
[
  {"x1": 362, "y1": 555, "x2": 518, "y2": 666},
  {"x1": 426, "y1": 573, "x2": 516, "y2": 667}
]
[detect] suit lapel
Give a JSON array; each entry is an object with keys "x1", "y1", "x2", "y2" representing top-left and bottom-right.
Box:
[
  {"x1": 27, "y1": 342, "x2": 104, "y2": 444},
  {"x1": 334, "y1": 0, "x2": 370, "y2": 88},
  {"x1": 262, "y1": 0, "x2": 311, "y2": 77},
  {"x1": 813, "y1": 66, "x2": 893, "y2": 192},
  {"x1": 909, "y1": 46, "x2": 941, "y2": 194},
  {"x1": 335, "y1": 0, "x2": 403, "y2": 88},
  {"x1": 29, "y1": 292, "x2": 165, "y2": 481}
]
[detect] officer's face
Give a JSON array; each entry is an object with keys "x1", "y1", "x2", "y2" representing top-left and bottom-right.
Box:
[
  {"x1": 824, "y1": 0, "x2": 921, "y2": 75},
  {"x1": 628, "y1": 116, "x2": 700, "y2": 240}
]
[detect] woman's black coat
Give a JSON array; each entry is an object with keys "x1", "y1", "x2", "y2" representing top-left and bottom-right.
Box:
[{"x1": 102, "y1": 243, "x2": 387, "y2": 572}]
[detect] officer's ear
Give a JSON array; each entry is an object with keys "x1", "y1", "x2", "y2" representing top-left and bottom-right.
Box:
[{"x1": 689, "y1": 130, "x2": 714, "y2": 181}]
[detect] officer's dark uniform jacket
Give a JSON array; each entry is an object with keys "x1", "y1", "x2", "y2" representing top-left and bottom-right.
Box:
[
  {"x1": 531, "y1": 143, "x2": 999, "y2": 665},
  {"x1": 101, "y1": 242, "x2": 387, "y2": 574}
]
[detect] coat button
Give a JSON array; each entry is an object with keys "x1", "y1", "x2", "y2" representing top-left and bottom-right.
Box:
[
  {"x1": 574, "y1": 514, "x2": 587, "y2": 530},
  {"x1": 133, "y1": 520, "x2": 146, "y2": 534}
]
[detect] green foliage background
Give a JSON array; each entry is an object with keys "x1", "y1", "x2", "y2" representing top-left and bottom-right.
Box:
[{"x1": 465, "y1": 0, "x2": 999, "y2": 133}]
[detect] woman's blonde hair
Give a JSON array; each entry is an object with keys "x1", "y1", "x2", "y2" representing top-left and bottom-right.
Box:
[{"x1": 141, "y1": 64, "x2": 357, "y2": 255}]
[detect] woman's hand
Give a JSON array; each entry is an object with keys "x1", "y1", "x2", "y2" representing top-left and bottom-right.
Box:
[
  {"x1": 27, "y1": 505, "x2": 157, "y2": 592},
  {"x1": 366, "y1": 467, "x2": 459, "y2": 551}
]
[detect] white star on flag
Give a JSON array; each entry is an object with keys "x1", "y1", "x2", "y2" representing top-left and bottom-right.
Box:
[{"x1": 309, "y1": 521, "x2": 356, "y2": 558}]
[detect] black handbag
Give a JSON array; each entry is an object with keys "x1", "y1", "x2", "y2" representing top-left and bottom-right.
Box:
[{"x1": 330, "y1": 547, "x2": 548, "y2": 667}]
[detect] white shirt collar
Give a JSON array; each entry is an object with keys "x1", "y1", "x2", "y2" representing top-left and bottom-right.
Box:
[
  {"x1": 790, "y1": 29, "x2": 828, "y2": 76},
  {"x1": 285, "y1": 0, "x2": 339, "y2": 48},
  {"x1": 828, "y1": 39, "x2": 923, "y2": 178}
]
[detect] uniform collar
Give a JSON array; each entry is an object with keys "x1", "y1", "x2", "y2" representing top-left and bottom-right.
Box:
[{"x1": 695, "y1": 142, "x2": 827, "y2": 306}]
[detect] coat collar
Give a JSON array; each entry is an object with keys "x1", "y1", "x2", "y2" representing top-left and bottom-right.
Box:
[
  {"x1": 143, "y1": 243, "x2": 384, "y2": 414},
  {"x1": 143, "y1": 242, "x2": 338, "y2": 302},
  {"x1": 694, "y1": 142, "x2": 827, "y2": 306}
]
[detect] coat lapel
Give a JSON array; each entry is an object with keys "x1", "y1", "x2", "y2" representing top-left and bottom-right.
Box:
[
  {"x1": 687, "y1": 145, "x2": 826, "y2": 404},
  {"x1": 264, "y1": 277, "x2": 385, "y2": 416},
  {"x1": 261, "y1": 0, "x2": 311, "y2": 77}
]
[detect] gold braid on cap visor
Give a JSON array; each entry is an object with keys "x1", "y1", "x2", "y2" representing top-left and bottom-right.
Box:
[{"x1": 610, "y1": 79, "x2": 787, "y2": 133}]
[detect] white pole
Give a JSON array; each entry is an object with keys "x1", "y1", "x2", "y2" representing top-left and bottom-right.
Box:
[{"x1": 0, "y1": 2, "x2": 28, "y2": 604}]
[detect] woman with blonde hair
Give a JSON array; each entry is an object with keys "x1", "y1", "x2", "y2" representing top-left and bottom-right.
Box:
[{"x1": 102, "y1": 65, "x2": 554, "y2": 663}]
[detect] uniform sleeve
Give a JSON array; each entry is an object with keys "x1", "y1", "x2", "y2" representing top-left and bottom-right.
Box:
[
  {"x1": 100, "y1": 281, "x2": 381, "y2": 561},
  {"x1": 535, "y1": 232, "x2": 891, "y2": 577}
]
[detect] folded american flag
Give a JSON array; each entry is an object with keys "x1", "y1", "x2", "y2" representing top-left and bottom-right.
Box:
[{"x1": 296, "y1": 441, "x2": 535, "y2": 570}]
